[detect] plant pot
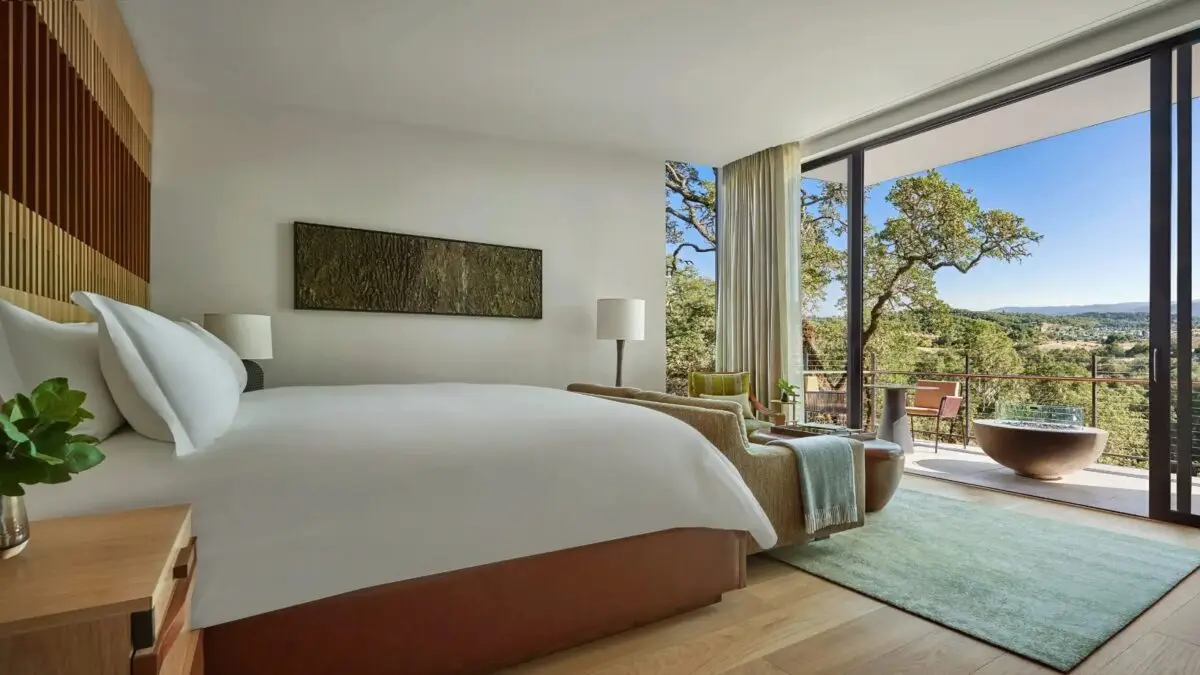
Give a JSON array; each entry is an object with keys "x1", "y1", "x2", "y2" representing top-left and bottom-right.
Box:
[{"x1": 0, "y1": 495, "x2": 29, "y2": 559}]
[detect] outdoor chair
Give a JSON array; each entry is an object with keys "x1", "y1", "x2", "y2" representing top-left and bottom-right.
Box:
[{"x1": 906, "y1": 380, "x2": 963, "y2": 452}]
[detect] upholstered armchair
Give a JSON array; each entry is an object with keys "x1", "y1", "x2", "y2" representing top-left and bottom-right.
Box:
[
  {"x1": 686, "y1": 371, "x2": 775, "y2": 438},
  {"x1": 566, "y1": 384, "x2": 866, "y2": 552}
]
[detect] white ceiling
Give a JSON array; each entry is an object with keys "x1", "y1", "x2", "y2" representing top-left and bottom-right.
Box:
[
  {"x1": 117, "y1": 0, "x2": 1175, "y2": 166},
  {"x1": 805, "y1": 48, "x2": 1200, "y2": 186}
]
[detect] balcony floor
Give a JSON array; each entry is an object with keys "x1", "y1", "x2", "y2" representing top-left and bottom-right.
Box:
[{"x1": 905, "y1": 440, "x2": 1200, "y2": 518}]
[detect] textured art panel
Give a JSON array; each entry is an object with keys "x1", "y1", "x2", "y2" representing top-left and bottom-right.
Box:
[{"x1": 293, "y1": 221, "x2": 542, "y2": 319}]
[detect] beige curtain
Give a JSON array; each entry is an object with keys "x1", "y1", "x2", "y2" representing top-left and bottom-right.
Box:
[{"x1": 715, "y1": 143, "x2": 803, "y2": 409}]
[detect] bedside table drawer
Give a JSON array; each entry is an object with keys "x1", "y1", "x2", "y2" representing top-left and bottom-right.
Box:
[{"x1": 132, "y1": 535, "x2": 198, "y2": 675}]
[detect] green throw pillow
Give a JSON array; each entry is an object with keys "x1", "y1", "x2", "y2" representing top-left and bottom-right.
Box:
[{"x1": 699, "y1": 391, "x2": 753, "y2": 418}]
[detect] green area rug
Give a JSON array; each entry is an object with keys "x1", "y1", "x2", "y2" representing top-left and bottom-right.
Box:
[{"x1": 767, "y1": 489, "x2": 1200, "y2": 671}]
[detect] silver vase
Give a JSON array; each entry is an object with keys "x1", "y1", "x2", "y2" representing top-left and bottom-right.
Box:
[{"x1": 0, "y1": 495, "x2": 29, "y2": 559}]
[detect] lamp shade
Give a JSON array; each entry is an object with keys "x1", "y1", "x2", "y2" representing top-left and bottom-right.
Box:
[
  {"x1": 596, "y1": 299, "x2": 644, "y2": 341},
  {"x1": 203, "y1": 314, "x2": 273, "y2": 360}
]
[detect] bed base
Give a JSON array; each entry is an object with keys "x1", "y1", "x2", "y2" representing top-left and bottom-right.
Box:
[{"x1": 203, "y1": 528, "x2": 748, "y2": 675}]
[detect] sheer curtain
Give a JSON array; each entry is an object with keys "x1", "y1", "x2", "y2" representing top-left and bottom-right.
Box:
[{"x1": 715, "y1": 143, "x2": 804, "y2": 410}]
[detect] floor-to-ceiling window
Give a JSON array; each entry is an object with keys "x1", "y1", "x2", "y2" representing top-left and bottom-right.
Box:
[
  {"x1": 794, "y1": 159, "x2": 850, "y2": 424},
  {"x1": 664, "y1": 162, "x2": 717, "y2": 395},
  {"x1": 799, "y1": 34, "x2": 1200, "y2": 522}
]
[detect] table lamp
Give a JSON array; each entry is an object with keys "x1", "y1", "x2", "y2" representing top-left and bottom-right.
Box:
[
  {"x1": 204, "y1": 313, "x2": 273, "y2": 392},
  {"x1": 596, "y1": 298, "x2": 644, "y2": 387}
]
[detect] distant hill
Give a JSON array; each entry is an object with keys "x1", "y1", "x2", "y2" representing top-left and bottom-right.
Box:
[{"x1": 991, "y1": 301, "x2": 1200, "y2": 316}]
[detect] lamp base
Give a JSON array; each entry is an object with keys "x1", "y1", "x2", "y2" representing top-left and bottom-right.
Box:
[
  {"x1": 243, "y1": 360, "x2": 265, "y2": 392},
  {"x1": 614, "y1": 339, "x2": 625, "y2": 387}
]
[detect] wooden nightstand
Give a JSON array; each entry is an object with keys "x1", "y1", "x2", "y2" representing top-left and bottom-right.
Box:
[{"x1": 0, "y1": 505, "x2": 201, "y2": 675}]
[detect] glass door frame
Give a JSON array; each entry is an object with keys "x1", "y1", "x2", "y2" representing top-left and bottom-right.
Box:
[{"x1": 1148, "y1": 41, "x2": 1199, "y2": 526}]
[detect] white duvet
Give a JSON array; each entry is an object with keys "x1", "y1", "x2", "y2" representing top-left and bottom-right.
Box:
[{"x1": 25, "y1": 384, "x2": 776, "y2": 628}]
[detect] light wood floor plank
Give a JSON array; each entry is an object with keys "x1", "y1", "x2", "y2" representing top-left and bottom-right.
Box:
[
  {"x1": 973, "y1": 654, "x2": 1057, "y2": 674},
  {"x1": 1155, "y1": 583, "x2": 1200, "y2": 647},
  {"x1": 1097, "y1": 632, "x2": 1200, "y2": 674},
  {"x1": 764, "y1": 605, "x2": 938, "y2": 675},
  {"x1": 585, "y1": 587, "x2": 879, "y2": 675},
  {"x1": 716, "y1": 659, "x2": 790, "y2": 675},
  {"x1": 843, "y1": 626, "x2": 1003, "y2": 675}
]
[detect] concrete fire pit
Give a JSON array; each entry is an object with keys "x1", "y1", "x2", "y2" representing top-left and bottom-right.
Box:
[{"x1": 973, "y1": 419, "x2": 1109, "y2": 480}]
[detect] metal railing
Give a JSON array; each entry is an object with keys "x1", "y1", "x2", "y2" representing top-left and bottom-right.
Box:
[{"x1": 798, "y1": 353, "x2": 1185, "y2": 469}]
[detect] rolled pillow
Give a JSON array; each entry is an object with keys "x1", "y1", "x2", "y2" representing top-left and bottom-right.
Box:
[
  {"x1": 0, "y1": 300, "x2": 125, "y2": 439},
  {"x1": 72, "y1": 292, "x2": 240, "y2": 455}
]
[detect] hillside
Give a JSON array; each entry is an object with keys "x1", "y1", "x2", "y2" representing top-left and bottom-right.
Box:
[{"x1": 992, "y1": 301, "x2": 1200, "y2": 316}]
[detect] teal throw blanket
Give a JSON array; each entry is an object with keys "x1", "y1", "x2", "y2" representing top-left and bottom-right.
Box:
[{"x1": 768, "y1": 435, "x2": 859, "y2": 533}]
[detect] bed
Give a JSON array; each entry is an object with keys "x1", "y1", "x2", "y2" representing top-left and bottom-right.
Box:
[{"x1": 25, "y1": 382, "x2": 777, "y2": 674}]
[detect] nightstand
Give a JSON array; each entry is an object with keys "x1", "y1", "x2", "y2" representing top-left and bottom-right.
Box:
[{"x1": 0, "y1": 505, "x2": 202, "y2": 675}]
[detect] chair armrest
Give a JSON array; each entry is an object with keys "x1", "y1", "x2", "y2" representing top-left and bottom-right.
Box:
[
  {"x1": 749, "y1": 393, "x2": 773, "y2": 419},
  {"x1": 939, "y1": 395, "x2": 963, "y2": 418}
]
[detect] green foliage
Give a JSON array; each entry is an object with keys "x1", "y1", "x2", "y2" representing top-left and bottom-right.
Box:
[
  {"x1": 665, "y1": 260, "x2": 716, "y2": 395},
  {"x1": 0, "y1": 378, "x2": 105, "y2": 497},
  {"x1": 777, "y1": 378, "x2": 799, "y2": 401}
]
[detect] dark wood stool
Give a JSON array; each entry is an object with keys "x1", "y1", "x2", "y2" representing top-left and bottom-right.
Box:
[{"x1": 862, "y1": 439, "x2": 904, "y2": 511}]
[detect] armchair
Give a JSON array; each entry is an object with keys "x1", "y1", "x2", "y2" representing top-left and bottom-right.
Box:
[{"x1": 687, "y1": 371, "x2": 775, "y2": 437}]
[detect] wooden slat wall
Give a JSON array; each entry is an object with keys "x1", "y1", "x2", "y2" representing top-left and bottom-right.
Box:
[{"x1": 0, "y1": 0, "x2": 150, "y2": 320}]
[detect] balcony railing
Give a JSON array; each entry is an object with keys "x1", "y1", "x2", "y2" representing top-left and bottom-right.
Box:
[{"x1": 799, "y1": 354, "x2": 1200, "y2": 471}]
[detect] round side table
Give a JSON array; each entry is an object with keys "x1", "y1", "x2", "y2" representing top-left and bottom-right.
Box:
[{"x1": 862, "y1": 439, "x2": 904, "y2": 512}]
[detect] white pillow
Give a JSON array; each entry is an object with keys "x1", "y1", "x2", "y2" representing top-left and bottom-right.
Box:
[
  {"x1": 71, "y1": 292, "x2": 240, "y2": 455},
  {"x1": 0, "y1": 300, "x2": 125, "y2": 439},
  {"x1": 179, "y1": 320, "x2": 247, "y2": 391},
  {"x1": 699, "y1": 391, "x2": 754, "y2": 419}
]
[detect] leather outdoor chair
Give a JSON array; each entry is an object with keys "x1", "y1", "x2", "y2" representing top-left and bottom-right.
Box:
[{"x1": 906, "y1": 380, "x2": 963, "y2": 452}]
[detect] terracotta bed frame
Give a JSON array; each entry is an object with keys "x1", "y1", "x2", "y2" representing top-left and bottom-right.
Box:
[{"x1": 203, "y1": 527, "x2": 748, "y2": 675}]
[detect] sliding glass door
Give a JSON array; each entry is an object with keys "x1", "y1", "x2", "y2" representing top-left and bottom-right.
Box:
[{"x1": 1149, "y1": 40, "x2": 1200, "y2": 525}]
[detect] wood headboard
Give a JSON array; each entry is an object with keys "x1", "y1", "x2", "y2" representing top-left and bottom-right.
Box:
[{"x1": 1, "y1": 0, "x2": 152, "y2": 322}]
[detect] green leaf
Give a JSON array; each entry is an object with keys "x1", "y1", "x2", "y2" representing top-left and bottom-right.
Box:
[
  {"x1": 4, "y1": 454, "x2": 49, "y2": 484},
  {"x1": 0, "y1": 413, "x2": 30, "y2": 445},
  {"x1": 30, "y1": 422, "x2": 72, "y2": 458},
  {"x1": 0, "y1": 398, "x2": 14, "y2": 418},
  {"x1": 10, "y1": 394, "x2": 36, "y2": 422},
  {"x1": 63, "y1": 443, "x2": 105, "y2": 473},
  {"x1": 31, "y1": 377, "x2": 69, "y2": 399},
  {"x1": 68, "y1": 434, "x2": 100, "y2": 445},
  {"x1": 37, "y1": 396, "x2": 79, "y2": 423},
  {"x1": 0, "y1": 481, "x2": 26, "y2": 497},
  {"x1": 32, "y1": 452, "x2": 64, "y2": 466},
  {"x1": 13, "y1": 417, "x2": 38, "y2": 433},
  {"x1": 42, "y1": 464, "x2": 72, "y2": 484}
]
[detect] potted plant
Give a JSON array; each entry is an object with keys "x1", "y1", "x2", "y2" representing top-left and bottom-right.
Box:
[
  {"x1": 0, "y1": 378, "x2": 105, "y2": 559},
  {"x1": 777, "y1": 377, "x2": 799, "y2": 403},
  {"x1": 777, "y1": 378, "x2": 800, "y2": 423}
]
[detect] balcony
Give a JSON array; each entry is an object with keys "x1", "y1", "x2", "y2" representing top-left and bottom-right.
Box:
[
  {"x1": 906, "y1": 440, "x2": 1200, "y2": 518},
  {"x1": 799, "y1": 364, "x2": 1200, "y2": 518}
]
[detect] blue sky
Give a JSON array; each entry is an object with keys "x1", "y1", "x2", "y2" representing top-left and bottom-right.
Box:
[{"x1": 670, "y1": 104, "x2": 1199, "y2": 315}]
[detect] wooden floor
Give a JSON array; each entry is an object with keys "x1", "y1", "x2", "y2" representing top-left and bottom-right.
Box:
[{"x1": 505, "y1": 475, "x2": 1200, "y2": 675}]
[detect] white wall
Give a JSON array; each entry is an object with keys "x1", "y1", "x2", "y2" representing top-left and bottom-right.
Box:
[{"x1": 150, "y1": 92, "x2": 665, "y2": 390}]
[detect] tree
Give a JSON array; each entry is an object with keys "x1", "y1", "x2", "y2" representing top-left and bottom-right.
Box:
[
  {"x1": 805, "y1": 171, "x2": 1041, "y2": 387},
  {"x1": 665, "y1": 162, "x2": 715, "y2": 272},
  {"x1": 665, "y1": 258, "x2": 716, "y2": 394}
]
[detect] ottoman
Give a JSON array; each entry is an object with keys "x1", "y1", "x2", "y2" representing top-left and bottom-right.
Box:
[{"x1": 862, "y1": 439, "x2": 904, "y2": 511}]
